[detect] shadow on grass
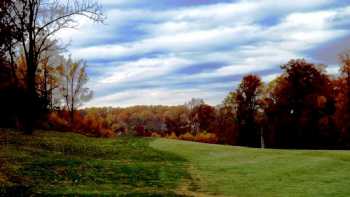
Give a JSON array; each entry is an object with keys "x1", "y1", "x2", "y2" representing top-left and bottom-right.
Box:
[
  {"x1": 0, "y1": 129, "x2": 194, "y2": 196},
  {"x1": 41, "y1": 192, "x2": 189, "y2": 197},
  {"x1": 0, "y1": 186, "x2": 31, "y2": 197}
]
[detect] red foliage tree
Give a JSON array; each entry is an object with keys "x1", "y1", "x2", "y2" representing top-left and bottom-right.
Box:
[
  {"x1": 235, "y1": 74, "x2": 263, "y2": 147},
  {"x1": 334, "y1": 54, "x2": 350, "y2": 146},
  {"x1": 216, "y1": 106, "x2": 237, "y2": 145},
  {"x1": 190, "y1": 104, "x2": 217, "y2": 134},
  {"x1": 267, "y1": 59, "x2": 336, "y2": 148}
]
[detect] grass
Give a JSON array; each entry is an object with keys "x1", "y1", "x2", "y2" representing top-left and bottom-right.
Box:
[
  {"x1": 1, "y1": 129, "x2": 350, "y2": 196},
  {"x1": 151, "y1": 138, "x2": 350, "y2": 197},
  {"x1": 0, "y1": 129, "x2": 190, "y2": 196}
]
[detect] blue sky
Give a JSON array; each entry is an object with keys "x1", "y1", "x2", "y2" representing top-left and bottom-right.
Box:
[{"x1": 57, "y1": 0, "x2": 350, "y2": 107}]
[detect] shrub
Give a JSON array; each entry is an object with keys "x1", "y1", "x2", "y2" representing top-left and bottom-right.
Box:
[
  {"x1": 45, "y1": 111, "x2": 115, "y2": 138},
  {"x1": 194, "y1": 132, "x2": 218, "y2": 144},
  {"x1": 179, "y1": 132, "x2": 195, "y2": 141},
  {"x1": 135, "y1": 125, "x2": 145, "y2": 136},
  {"x1": 46, "y1": 112, "x2": 70, "y2": 131},
  {"x1": 151, "y1": 132, "x2": 161, "y2": 138},
  {"x1": 166, "y1": 132, "x2": 178, "y2": 140}
]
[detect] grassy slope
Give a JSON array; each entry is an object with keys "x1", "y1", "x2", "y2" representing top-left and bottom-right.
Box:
[
  {"x1": 151, "y1": 138, "x2": 350, "y2": 197},
  {"x1": 0, "y1": 129, "x2": 190, "y2": 196},
  {"x1": 1, "y1": 129, "x2": 350, "y2": 196}
]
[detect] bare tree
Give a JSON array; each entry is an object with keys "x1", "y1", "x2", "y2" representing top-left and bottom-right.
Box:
[
  {"x1": 3, "y1": 0, "x2": 103, "y2": 133},
  {"x1": 58, "y1": 57, "x2": 93, "y2": 124},
  {"x1": 36, "y1": 39, "x2": 68, "y2": 110},
  {"x1": 185, "y1": 98, "x2": 205, "y2": 111},
  {"x1": 185, "y1": 98, "x2": 205, "y2": 134}
]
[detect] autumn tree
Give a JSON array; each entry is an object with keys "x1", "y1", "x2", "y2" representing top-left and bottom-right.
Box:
[
  {"x1": 334, "y1": 53, "x2": 350, "y2": 145},
  {"x1": 36, "y1": 57, "x2": 60, "y2": 110},
  {"x1": 0, "y1": 0, "x2": 21, "y2": 83},
  {"x1": 0, "y1": 1, "x2": 23, "y2": 128},
  {"x1": 164, "y1": 106, "x2": 190, "y2": 136},
  {"x1": 185, "y1": 98, "x2": 205, "y2": 133},
  {"x1": 58, "y1": 58, "x2": 93, "y2": 124},
  {"x1": 0, "y1": 0, "x2": 12, "y2": 82},
  {"x1": 235, "y1": 74, "x2": 263, "y2": 147},
  {"x1": 223, "y1": 91, "x2": 237, "y2": 108},
  {"x1": 190, "y1": 104, "x2": 217, "y2": 134},
  {"x1": 267, "y1": 59, "x2": 336, "y2": 148},
  {"x1": 216, "y1": 105, "x2": 237, "y2": 144},
  {"x1": 36, "y1": 44, "x2": 65, "y2": 111},
  {"x1": 2, "y1": 0, "x2": 103, "y2": 133},
  {"x1": 218, "y1": 91, "x2": 239, "y2": 144}
]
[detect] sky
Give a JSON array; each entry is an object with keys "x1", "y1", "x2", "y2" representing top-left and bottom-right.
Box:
[{"x1": 57, "y1": 0, "x2": 350, "y2": 107}]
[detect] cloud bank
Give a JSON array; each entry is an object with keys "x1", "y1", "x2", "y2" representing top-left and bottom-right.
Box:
[{"x1": 56, "y1": 0, "x2": 350, "y2": 107}]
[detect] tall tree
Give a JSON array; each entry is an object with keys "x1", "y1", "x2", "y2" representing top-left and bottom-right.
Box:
[
  {"x1": 216, "y1": 105, "x2": 236, "y2": 144},
  {"x1": 36, "y1": 42, "x2": 65, "y2": 111},
  {"x1": 335, "y1": 53, "x2": 350, "y2": 145},
  {"x1": 58, "y1": 58, "x2": 93, "y2": 124},
  {"x1": 268, "y1": 59, "x2": 335, "y2": 148},
  {"x1": 2, "y1": 0, "x2": 103, "y2": 133},
  {"x1": 0, "y1": 0, "x2": 23, "y2": 128},
  {"x1": 235, "y1": 74, "x2": 263, "y2": 147},
  {"x1": 36, "y1": 55, "x2": 61, "y2": 110},
  {"x1": 0, "y1": 0, "x2": 20, "y2": 82}
]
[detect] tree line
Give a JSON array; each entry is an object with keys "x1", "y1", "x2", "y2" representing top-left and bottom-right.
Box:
[
  {"x1": 232, "y1": 58, "x2": 350, "y2": 149},
  {"x1": 55, "y1": 58, "x2": 348, "y2": 149}
]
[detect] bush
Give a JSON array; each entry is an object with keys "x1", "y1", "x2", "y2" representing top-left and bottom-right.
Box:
[
  {"x1": 194, "y1": 132, "x2": 218, "y2": 144},
  {"x1": 46, "y1": 112, "x2": 70, "y2": 131},
  {"x1": 179, "y1": 132, "x2": 194, "y2": 141},
  {"x1": 135, "y1": 125, "x2": 145, "y2": 136},
  {"x1": 178, "y1": 131, "x2": 218, "y2": 144},
  {"x1": 151, "y1": 132, "x2": 161, "y2": 138},
  {"x1": 166, "y1": 132, "x2": 178, "y2": 140},
  {"x1": 44, "y1": 111, "x2": 115, "y2": 138}
]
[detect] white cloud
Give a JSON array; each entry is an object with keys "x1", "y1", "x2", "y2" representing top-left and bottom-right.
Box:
[
  {"x1": 326, "y1": 65, "x2": 340, "y2": 75},
  {"x1": 99, "y1": 56, "x2": 192, "y2": 84},
  {"x1": 86, "y1": 87, "x2": 227, "y2": 107},
  {"x1": 56, "y1": 0, "x2": 350, "y2": 107},
  {"x1": 262, "y1": 73, "x2": 280, "y2": 82},
  {"x1": 67, "y1": 4, "x2": 348, "y2": 63}
]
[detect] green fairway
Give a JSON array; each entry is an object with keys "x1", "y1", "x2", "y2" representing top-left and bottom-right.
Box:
[
  {"x1": 151, "y1": 139, "x2": 350, "y2": 197},
  {"x1": 1, "y1": 129, "x2": 350, "y2": 196}
]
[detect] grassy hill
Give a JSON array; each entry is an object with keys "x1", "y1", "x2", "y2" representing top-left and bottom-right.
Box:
[
  {"x1": 152, "y1": 139, "x2": 350, "y2": 197},
  {"x1": 1, "y1": 129, "x2": 350, "y2": 196}
]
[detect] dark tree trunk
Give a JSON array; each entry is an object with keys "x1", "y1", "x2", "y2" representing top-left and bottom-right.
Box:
[
  {"x1": 24, "y1": 68, "x2": 36, "y2": 134},
  {"x1": 70, "y1": 109, "x2": 74, "y2": 125},
  {"x1": 24, "y1": 33, "x2": 37, "y2": 134}
]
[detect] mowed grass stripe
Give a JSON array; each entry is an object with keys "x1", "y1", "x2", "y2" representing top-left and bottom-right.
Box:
[{"x1": 151, "y1": 138, "x2": 350, "y2": 197}]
